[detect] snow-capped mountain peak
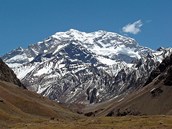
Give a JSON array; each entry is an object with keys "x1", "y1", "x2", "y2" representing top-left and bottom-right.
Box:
[{"x1": 2, "y1": 29, "x2": 172, "y2": 104}]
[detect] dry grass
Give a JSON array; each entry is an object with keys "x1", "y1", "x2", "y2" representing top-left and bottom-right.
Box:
[
  {"x1": 6, "y1": 115, "x2": 172, "y2": 129},
  {"x1": 1, "y1": 81, "x2": 172, "y2": 129},
  {"x1": 0, "y1": 81, "x2": 82, "y2": 128}
]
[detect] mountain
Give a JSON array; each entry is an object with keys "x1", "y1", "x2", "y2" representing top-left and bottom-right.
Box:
[
  {"x1": 0, "y1": 60, "x2": 81, "y2": 128},
  {"x1": 1, "y1": 58, "x2": 172, "y2": 129},
  {"x1": 145, "y1": 52, "x2": 172, "y2": 86},
  {"x1": 2, "y1": 29, "x2": 172, "y2": 104},
  {"x1": 83, "y1": 54, "x2": 172, "y2": 116},
  {"x1": 0, "y1": 58, "x2": 24, "y2": 88}
]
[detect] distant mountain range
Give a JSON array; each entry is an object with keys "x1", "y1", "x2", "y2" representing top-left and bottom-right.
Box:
[{"x1": 2, "y1": 29, "x2": 172, "y2": 104}]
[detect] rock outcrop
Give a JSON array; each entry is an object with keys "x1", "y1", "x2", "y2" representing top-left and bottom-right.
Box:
[{"x1": 0, "y1": 58, "x2": 24, "y2": 88}]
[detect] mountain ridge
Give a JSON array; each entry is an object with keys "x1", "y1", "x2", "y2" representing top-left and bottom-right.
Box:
[
  {"x1": 95, "y1": 53, "x2": 172, "y2": 116},
  {"x1": 2, "y1": 29, "x2": 172, "y2": 104}
]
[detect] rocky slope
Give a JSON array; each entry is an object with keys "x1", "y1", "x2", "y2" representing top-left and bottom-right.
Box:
[
  {"x1": 85, "y1": 54, "x2": 172, "y2": 116},
  {"x1": 0, "y1": 61, "x2": 81, "y2": 128},
  {"x1": 145, "y1": 53, "x2": 172, "y2": 86},
  {"x1": 0, "y1": 58, "x2": 24, "y2": 88},
  {"x1": 2, "y1": 29, "x2": 172, "y2": 104}
]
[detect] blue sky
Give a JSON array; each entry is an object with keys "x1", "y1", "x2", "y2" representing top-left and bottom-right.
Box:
[{"x1": 0, "y1": 0, "x2": 172, "y2": 56}]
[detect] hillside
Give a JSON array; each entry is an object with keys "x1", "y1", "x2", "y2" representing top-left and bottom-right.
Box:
[
  {"x1": 1, "y1": 80, "x2": 172, "y2": 129},
  {"x1": 0, "y1": 58, "x2": 24, "y2": 88},
  {"x1": 0, "y1": 59, "x2": 81, "y2": 128},
  {"x1": 0, "y1": 80, "x2": 83, "y2": 128},
  {"x1": 83, "y1": 54, "x2": 172, "y2": 117}
]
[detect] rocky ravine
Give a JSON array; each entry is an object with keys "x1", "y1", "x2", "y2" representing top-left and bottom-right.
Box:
[{"x1": 2, "y1": 29, "x2": 172, "y2": 104}]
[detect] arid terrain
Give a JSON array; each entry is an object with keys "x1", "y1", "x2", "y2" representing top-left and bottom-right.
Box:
[
  {"x1": 4, "y1": 115, "x2": 172, "y2": 129},
  {"x1": 0, "y1": 81, "x2": 172, "y2": 129}
]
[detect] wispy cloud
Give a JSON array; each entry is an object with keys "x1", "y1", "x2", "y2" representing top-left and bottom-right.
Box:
[{"x1": 122, "y1": 20, "x2": 143, "y2": 35}]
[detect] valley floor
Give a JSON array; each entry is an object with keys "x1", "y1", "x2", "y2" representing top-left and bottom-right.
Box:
[{"x1": 3, "y1": 115, "x2": 172, "y2": 129}]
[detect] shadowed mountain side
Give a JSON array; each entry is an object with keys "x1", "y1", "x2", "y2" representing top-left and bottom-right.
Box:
[
  {"x1": 0, "y1": 58, "x2": 24, "y2": 88},
  {"x1": 145, "y1": 54, "x2": 172, "y2": 86}
]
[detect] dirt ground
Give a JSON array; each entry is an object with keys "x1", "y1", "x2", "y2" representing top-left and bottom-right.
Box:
[{"x1": 4, "y1": 115, "x2": 172, "y2": 129}]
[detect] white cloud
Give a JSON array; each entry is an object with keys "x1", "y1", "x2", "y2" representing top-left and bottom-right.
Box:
[{"x1": 122, "y1": 20, "x2": 143, "y2": 35}]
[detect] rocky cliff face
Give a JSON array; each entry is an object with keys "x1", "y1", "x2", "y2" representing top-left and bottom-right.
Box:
[
  {"x1": 0, "y1": 58, "x2": 24, "y2": 88},
  {"x1": 2, "y1": 29, "x2": 172, "y2": 104},
  {"x1": 145, "y1": 54, "x2": 172, "y2": 86},
  {"x1": 100, "y1": 54, "x2": 172, "y2": 116}
]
